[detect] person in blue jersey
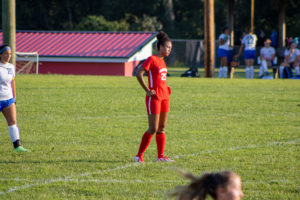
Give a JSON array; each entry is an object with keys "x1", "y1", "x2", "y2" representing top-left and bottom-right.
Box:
[
  {"x1": 217, "y1": 27, "x2": 233, "y2": 78},
  {"x1": 0, "y1": 45, "x2": 29, "y2": 152},
  {"x1": 234, "y1": 27, "x2": 257, "y2": 79}
]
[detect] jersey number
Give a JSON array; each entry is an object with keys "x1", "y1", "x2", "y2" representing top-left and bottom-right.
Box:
[
  {"x1": 161, "y1": 73, "x2": 167, "y2": 80},
  {"x1": 247, "y1": 37, "x2": 254, "y2": 44}
]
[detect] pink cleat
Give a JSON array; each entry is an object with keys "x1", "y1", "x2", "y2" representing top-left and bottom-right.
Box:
[
  {"x1": 155, "y1": 156, "x2": 174, "y2": 162},
  {"x1": 134, "y1": 156, "x2": 144, "y2": 163}
]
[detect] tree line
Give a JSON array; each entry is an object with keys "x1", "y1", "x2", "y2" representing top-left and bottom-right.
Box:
[{"x1": 0, "y1": 0, "x2": 299, "y2": 40}]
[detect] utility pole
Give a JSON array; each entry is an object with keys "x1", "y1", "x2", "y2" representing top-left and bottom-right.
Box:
[
  {"x1": 227, "y1": 0, "x2": 234, "y2": 46},
  {"x1": 204, "y1": 0, "x2": 215, "y2": 78},
  {"x1": 278, "y1": 0, "x2": 286, "y2": 48},
  {"x1": 2, "y1": 0, "x2": 16, "y2": 65},
  {"x1": 250, "y1": 0, "x2": 254, "y2": 33}
]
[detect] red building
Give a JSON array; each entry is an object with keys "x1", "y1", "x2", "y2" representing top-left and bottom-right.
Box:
[{"x1": 0, "y1": 31, "x2": 157, "y2": 76}]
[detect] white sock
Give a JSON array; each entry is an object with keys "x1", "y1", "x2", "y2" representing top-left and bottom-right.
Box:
[
  {"x1": 263, "y1": 65, "x2": 268, "y2": 74},
  {"x1": 259, "y1": 66, "x2": 264, "y2": 77},
  {"x1": 219, "y1": 67, "x2": 223, "y2": 78},
  {"x1": 223, "y1": 66, "x2": 228, "y2": 78},
  {"x1": 262, "y1": 60, "x2": 268, "y2": 74},
  {"x1": 245, "y1": 67, "x2": 250, "y2": 79},
  {"x1": 9, "y1": 124, "x2": 20, "y2": 142},
  {"x1": 295, "y1": 66, "x2": 300, "y2": 76},
  {"x1": 250, "y1": 66, "x2": 254, "y2": 79},
  {"x1": 279, "y1": 66, "x2": 284, "y2": 78}
]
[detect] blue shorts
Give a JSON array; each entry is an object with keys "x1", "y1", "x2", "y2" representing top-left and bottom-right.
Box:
[
  {"x1": 0, "y1": 98, "x2": 15, "y2": 112},
  {"x1": 217, "y1": 48, "x2": 228, "y2": 58},
  {"x1": 244, "y1": 50, "x2": 256, "y2": 59}
]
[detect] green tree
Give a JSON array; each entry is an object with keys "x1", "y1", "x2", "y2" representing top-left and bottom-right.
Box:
[
  {"x1": 75, "y1": 15, "x2": 129, "y2": 31},
  {"x1": 0, "y1": 0, "x2": 299, "y2": 40},
  {"x1": 126, "y1": 14, "x2": 163, "y2": 32}
]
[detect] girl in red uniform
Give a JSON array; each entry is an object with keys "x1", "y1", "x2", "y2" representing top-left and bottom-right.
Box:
[{"x1": 134, "y1": 31, "x2": 173, "y2": 163}]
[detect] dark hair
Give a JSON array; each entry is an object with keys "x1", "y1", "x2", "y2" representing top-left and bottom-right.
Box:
[
  {"x1": 288, "y1": 40, "x2": 295, "y2": 49},
  {"x1": 157, "y1": 31, "x2": 171, "y2": 50},
  {"x1": 170, "y1": 171, "x2": 238, "y2": 200},
  {"x1": 223, "y1": 27, "x2": 229, "y2": 33},
  {"x1": 244, "y1": 27, "x2": 251, "y2": 34},
  {"x1": 0, "y1": 45, "x2": 9, "y2": 54}
]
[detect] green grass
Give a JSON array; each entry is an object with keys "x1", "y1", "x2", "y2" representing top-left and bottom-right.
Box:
[{"x1": 0, "y1": 75, "x2": 299, "y2": 199}]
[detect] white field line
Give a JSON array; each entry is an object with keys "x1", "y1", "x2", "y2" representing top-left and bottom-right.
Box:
[
  {"x1": 0, "y1": 138, "x2": 299, "y2": 196},
  {"x1": 0, "y1": 163, "x2": 139, "y2": 195}
]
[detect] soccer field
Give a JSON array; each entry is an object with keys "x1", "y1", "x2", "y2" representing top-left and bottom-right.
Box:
[{"x1": 0, "y1": 75, "x2": 299, "y2": 199}]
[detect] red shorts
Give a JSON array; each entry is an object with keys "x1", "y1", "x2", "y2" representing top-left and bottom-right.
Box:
[{"x1": 145, "y1": 96, "x2": 169, "y2": 115}]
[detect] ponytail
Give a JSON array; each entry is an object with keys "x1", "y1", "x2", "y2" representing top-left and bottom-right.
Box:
[
  {"x1": 170, "y1": 171, "x2": 235, "y2": 200},
  {"x1": 156, "y1": 31, "x2": 170, "y2": 50}
]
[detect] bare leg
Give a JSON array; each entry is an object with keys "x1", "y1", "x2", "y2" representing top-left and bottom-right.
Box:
[
  {"x1": 147, "y1": 114, "x2": 160, "y2": 135},
  {"x1": 2, "y1": 103, "x2": 17, "y2": 126},
  {"x1": 219, "y1": 57, "x2": 228, "y2": 78},
  {"x1": 230, "y1": 67, "x2": 235, "y2": 79},
  {"x1": 157, "y1": 112, "x2": 168, "y2": 133},
  {"x1": 245, "y1": 59, "x2": 255, "y2": 78},
  {"x1": 2, "y1": 103, "x2": 21, "y2": 148}
]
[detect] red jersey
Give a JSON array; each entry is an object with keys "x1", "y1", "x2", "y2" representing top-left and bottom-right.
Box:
[{"x1": 142, "y1": 55, "x2": 170, "y2": 99}]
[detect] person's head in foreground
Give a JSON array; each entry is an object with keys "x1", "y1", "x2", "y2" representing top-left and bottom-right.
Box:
[
  {"x1": 170, "y1": 171, "x2": 244, "y2": 200},
  {"x1": 156, "y1": 31, "x2": 172, "y2": 58},
  {"x1": 0, "y1": 45, "x2": 12, "y2": 64}
]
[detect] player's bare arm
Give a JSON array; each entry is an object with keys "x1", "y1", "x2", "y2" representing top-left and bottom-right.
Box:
[{"x1": 136, "y1": 67, "x2": 155, "y2": 96}]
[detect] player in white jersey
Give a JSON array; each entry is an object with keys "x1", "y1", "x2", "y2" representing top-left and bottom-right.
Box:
[
  {"x1": 0, "y1": 45, "x2": 29, "y2": 152},
  {"x1": 259, "y1": 39, "x2": 276, "y2": 78},
  {"x1": 279, "y1": 41, "x2": 300, "y2": 78},
  {"x1": 235, "y1": 27, "x2": 257, "y2": 79},
  {"x1": 217, "y1": 27, "x2": 232, "y2": 78}
]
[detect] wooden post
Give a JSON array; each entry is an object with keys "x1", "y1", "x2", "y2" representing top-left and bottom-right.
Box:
[
  {"x1": 278, "y1": 0, "x2": 286, "y2": 48},
  {"x1": 2, "y1": 0, "x2": 16, "y2": 65},
  {"x1": 227, "y1": 0, "x2": 234, "y2": 79},
  {"x1": 204, "y1": 0, "x2": 215, "y2": 78},
  {"x1": 227, "y1": 0, "x2": 234, "y2": 46},
  {"x1": 251, "y1": 0, "x2": 254, "y2": 33}
]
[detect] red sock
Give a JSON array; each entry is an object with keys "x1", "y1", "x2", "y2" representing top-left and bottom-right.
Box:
[
  {"x1": 137, "y1": 132, "x2": 153, "y2": 157},
  {"x1": 156, "y1": 132, "x2": 165, "y2": 158}
]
